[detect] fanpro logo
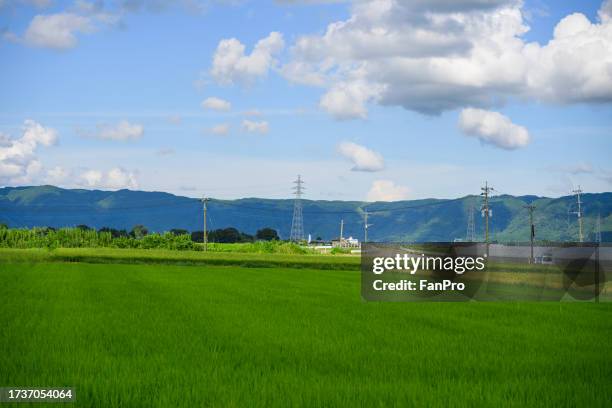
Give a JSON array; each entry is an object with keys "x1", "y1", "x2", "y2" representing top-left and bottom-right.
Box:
[{"x1": 372, "y1": 253, "x2": 486, "y2": 275}]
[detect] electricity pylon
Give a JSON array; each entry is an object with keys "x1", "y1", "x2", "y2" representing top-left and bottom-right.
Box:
[
  {"x1": 571, "y1": 186, "x2": 584, "y2": 243},
  {"x1": 290, "y1": 175, "x2": 305, "y2": 242},
  {"x1": 481, "y1": 181, "x2": 494, "y2": 244}
]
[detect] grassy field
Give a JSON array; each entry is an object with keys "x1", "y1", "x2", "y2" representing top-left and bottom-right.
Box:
[
  {"x1": 0, "y1": 249, "x2": 611, "y2": 407},
  {"x1": 0, "y1": 248, "x2": 360, "y2": 270}
]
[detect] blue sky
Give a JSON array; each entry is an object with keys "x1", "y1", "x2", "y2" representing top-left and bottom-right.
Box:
[{"x1": 0, "y1": 0, "x2": 611, "y2": 201}]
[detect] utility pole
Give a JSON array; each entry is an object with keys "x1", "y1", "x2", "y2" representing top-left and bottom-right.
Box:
[
  {"x1": 340, "y1": 218, "x2": 344, "y2": 241},
  {"x1": 481, "y1": 181, "x2": 494, "y2": 244},
  {"x1": 525, "y1": 204, "x2": 536, "y2": 264},
  {"x1": 596, "y1": 213, "x2": 602, "y2": 243},
  {"x1": 572, "y1": 186, "x2": 584, "y2": 243},
  {"x1": 201, "y1": 197, "x2": 210, "y2": 251}
]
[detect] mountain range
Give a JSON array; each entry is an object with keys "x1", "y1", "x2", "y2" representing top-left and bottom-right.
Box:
[{"x1": 1, "y1": 185, "x2": 610, "y2": 242}]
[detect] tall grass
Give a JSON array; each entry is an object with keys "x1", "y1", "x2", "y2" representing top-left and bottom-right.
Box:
[
  {"x1": 0, "y1": 228, "x2": 197, "y2": 251},
  {"x1": 0, "y1": 227, "x2": 113, "y2": 249}
]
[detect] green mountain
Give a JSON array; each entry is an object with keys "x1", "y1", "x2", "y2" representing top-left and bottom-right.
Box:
[{"x1": 1, "y1": 185, "x2": 611, "y2": 242}]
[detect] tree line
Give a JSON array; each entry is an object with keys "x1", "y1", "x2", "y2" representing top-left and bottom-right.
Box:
[{"x1": 0, "y1": 223, "x2": 281, "y2": 250}]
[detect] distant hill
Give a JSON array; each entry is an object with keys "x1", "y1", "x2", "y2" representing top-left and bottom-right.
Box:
[{"x1": 1, "y1": 186, "x2": 611, "y2": 242}]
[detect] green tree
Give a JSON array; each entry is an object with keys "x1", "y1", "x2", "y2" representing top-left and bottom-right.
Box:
[
  {"x1": 130, "y1": 225, "x2": 149, "y2": 239},
  {"x1": 191, "y1": 231, "x2": 204, "y2": 243},
  {"x1": 256, "y1": 228, "x2": 279, "y2": 241}
]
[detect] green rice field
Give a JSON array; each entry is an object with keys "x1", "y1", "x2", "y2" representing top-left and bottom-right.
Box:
[{"x1": 0, "y1": 249, "x2": 611, "y2": 407}]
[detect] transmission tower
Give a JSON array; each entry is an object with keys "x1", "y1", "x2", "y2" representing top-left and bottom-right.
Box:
[
  {"x1": 466, "y1": 204, "x2": 476, "y2": 242},
  {"x1": 481, "y1": 181, "x2": 494, "y2": 244},
  {"x1": 571, "y1": 186, "x2": 584, "y2": 243},
  {"x1": 290, "y1": 175, "x2": 305, "y2": 242}
]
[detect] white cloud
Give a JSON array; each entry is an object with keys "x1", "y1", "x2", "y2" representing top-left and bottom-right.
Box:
[
  {"x1": 45, "y1": 166, "x2": 69, "y2": 184},
  {"x1": 367, "y1": 180, "x2": 410, "y2": 202},
  {"x1": 5, "y1": 2, "x2": 121, "y2": 49},
  {"x1": 95, "y1": 120, "x2": 144, "y2": 141},
  {"x1": 209, "y1": 123, "x2": 230, "y2": 136},
  {"x1": 79, "y1": 169, "x2": 103, "y2": 187},
  {"x1": 337, "y1": 141, "x2": 384, "y2": 172},
  {"x1": 282, "y1": 0, "x2": 612, "y2": 118},
  {"x1": 459, "y1": 108, "x2": 530, "y2": 149},
  {"x1": 201, "y1": 97, "x2": 231, "y2": 111},
  {"x1": 522, "y1": 12, "x2": 612, "y2": 104},
  {"x1": 78, "y1": 167, "x2": 138, "y2": 189},
  {"x1": 0, "y1": 120, "x2": 57, "y2": 185},
  {"x1": 320, "y1": 80, "x2": 383, "y2": 120},
  {"x1": 23, "y1": 12, "x2": 95, "y2": 49},
  {"x1": 210, "y1": 32, "x2": 285, "y2": 85},
  {"x1": 106, "y1": 167, "x2": 138, "y2": 189},
  {"x1": 241, "y1": 120, "x2": 269, "y2": 134}
]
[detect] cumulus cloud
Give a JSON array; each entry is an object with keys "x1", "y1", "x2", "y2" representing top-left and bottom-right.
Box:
[
  {"x1": 201, "y1": 97, "x2": 231, "y2": 111},
  {"x1": 209, "y1": 123, "x2": 230, "y2": 136},
  {"x1": 94, "y1": 120, "x2": 144, "y2": 141},
  {"x1": 337, "y1": 141, "x2": 384, "y2": 172},
  {"x1": 0, "y1": 120, "x2": 57, "y2": 185},
  {"x1": 241, "y1": 120, "x2": 269, "y2": 134},
  {"x1": 458, "y1": 108, "x2": 530, "y2": 149},
  {"x1": 210, "y1": 32, "x2": 285, "y2": 85},
  {"x1": 22, "y1": 12, "x2": 94, "y2": 49},
  {"x1": 367, "y1": 180, "x2": 410, "y2": 202},
  {"x1": 320, "y1": 81, "x2": 383, "y2": 120},
  {"x1": 78, "y1": 167, "x2": 138, "y2": 189},
  {"x1": 281, "y1": 0, "x2": 612, "y2": 118},
  {"x1": 5, "y1": 2, "x2": 121, "y2": 50}
]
